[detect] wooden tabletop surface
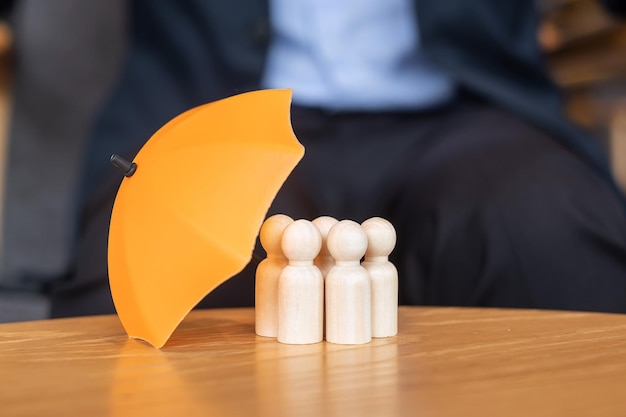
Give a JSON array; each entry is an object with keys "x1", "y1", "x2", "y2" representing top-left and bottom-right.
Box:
[{"x1": 2, "y1": 306, "x2": 626, "y2": 416}]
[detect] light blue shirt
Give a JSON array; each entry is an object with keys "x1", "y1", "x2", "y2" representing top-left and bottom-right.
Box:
[{"x1": 262, "y1": 0, "x2": 456, "y2": 111}]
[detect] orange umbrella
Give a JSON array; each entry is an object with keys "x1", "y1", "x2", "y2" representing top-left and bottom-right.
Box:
[{"x1": 108, "y1": 89, "x2": 304, "y2": 348}]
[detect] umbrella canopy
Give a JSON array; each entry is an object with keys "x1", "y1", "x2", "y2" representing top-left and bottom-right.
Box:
[{"x1": 108, "y1": 89, "x2": 304, "y2": 348}]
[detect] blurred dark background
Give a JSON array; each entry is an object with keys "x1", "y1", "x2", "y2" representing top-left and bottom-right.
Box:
[
  {"x1": 0, "y1": 0, "x2": 126, "y2": 321},
  {"x1": 0, "y1": 0, "x2": 624, "y2": 322},
  {"x1": 539, "y1": 0, "x2": 626, "y2": 190}
]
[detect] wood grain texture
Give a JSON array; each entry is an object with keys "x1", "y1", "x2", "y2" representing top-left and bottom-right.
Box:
[{"x1": 2, "y1": 307, "x2": 626, "y2": 417}]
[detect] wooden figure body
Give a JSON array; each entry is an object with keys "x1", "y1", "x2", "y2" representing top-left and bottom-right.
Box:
[
  {"x1": 361, "y1": 217, "x2": 398, "y2": 338},
  {"x1": 312, "y1": 216, "x2": 339, "y2": 279},
  {"x1": 313, "y1": 216, "x2": 338, "y2": 337},
  {"x1": 277, "y1": 219, "x2": 324, "y2": 344},
  {"x1": 325, "y1": 220, "x2": 371, "y2": 345},
  {"x1": 255, "y1": 214, "x2": 293, "y2": 337}
]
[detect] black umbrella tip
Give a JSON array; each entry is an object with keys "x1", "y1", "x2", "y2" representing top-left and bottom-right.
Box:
[{"x1": 110, "y1": 154, "x2": 137, "y2": 177}]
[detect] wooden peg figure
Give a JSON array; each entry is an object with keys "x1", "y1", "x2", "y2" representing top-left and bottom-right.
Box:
[
  {"x1": 313, "y1": 216, "x2": 338, "y2": 337},
  {"x1": 325, "y1": 220, "x2": 372, "y2": 345},
  {"x1": 277, "y1": 219, "x2": 324, "y2": 344},
  {"x1": 312, "y1": 216, "x2": 339, "y2": 278},
  {"x1": 361, "y1": 217, "x2": 398, "y2": 338},
  {"x1": 255, "y1": 214, "x2": 293, "y2": 337}
]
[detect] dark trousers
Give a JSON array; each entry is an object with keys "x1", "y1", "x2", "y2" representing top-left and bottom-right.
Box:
[{"x1": 50, "y1": 98, "x2": 626, "y2": 317}]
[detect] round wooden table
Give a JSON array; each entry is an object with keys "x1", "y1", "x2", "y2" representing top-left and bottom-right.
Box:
[{"x1": 2, "y1": 306, "x2": 626, "y2": 416}]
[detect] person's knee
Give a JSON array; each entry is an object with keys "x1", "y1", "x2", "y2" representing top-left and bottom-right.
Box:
[{"x1": 393, "y1": 113, "x2": 626, "y2": 311}]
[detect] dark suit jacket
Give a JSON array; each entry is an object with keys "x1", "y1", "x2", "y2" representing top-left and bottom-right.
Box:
[{"x1": 83, "y1": 0, "x2": 622, "y2": 202}]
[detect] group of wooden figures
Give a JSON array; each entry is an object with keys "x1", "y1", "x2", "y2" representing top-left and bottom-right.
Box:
[{"x1": 255, "y1": 214, "x2": 398, "y2": 345}]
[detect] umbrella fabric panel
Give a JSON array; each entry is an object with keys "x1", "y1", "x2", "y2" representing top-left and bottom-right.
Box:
[{"x1": 108, "y1": 89, "x2": 305, "y2": 348}]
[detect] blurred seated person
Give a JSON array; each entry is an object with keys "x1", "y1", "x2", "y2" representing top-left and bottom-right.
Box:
[{"x1": 49, "y1": 0, "x2": 626, "y2": 316}]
